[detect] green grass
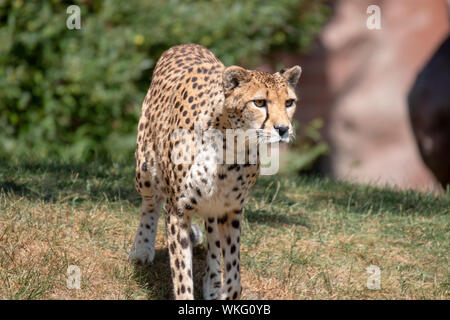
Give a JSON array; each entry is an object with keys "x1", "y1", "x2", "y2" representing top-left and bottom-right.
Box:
[{"x1": 0, "y1": 157, "x2": 448, "y2": 299}]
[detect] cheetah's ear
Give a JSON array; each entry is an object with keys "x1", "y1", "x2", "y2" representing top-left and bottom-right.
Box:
[
  {"x1": 223, "y1": 66, "x2": 251, "y2": 90},
  {"x1": 278, "y1": 65, "x2": 302, "y2": 88}
]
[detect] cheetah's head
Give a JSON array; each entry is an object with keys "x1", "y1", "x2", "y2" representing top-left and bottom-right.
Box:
[{"x1": 223, "y1": 65, "x2": 301, "y2": 143}]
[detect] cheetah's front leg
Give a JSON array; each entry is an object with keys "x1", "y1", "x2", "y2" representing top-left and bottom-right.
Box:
[
  {"x1": 218, "y1": 210, "x2": 243, "y2": 300},
  {"x1": 203, "y1": 217, "x2": 222, "y2": 299},
  {"x1": 129, "y1": 197, "x2": 162, "y2": 264},
  {"x1": 166, "y1": 206, "x2": 195, "y2": 299}
]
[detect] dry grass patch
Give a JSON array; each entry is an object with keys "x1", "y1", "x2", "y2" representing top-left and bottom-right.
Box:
[
  {"x1": 0, "y1": 159, "x2": 448, "y2": 299},
  {"x1": 0, "y1": 192, "x2": 143, "y2": 299}
]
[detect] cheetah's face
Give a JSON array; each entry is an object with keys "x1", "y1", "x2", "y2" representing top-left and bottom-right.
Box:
[{"x1": 223, "y1": 65, "x2": 302, "y2": 143}]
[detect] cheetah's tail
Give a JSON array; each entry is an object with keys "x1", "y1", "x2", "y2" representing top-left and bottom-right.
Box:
[{"x1": 189, "y1": 224, "x2": 203, "y2": 247}]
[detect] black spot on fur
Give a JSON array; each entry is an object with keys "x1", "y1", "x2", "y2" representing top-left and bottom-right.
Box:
[
  {"x1": 218, "y1": 214, "x2": 228, "y2": 224},
  {"x1": 180, "y1": 237, "x2": 189, "y2": 249}
]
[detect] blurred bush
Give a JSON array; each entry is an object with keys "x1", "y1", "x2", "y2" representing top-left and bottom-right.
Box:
[
  {"x1": 0, "y1": 0, "x2": 329, "y2": 161},
  {"x1": 280, "y1": 118, "x2": 329, "y2": 175}
]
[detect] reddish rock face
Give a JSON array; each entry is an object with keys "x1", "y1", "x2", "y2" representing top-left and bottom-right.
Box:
[
  {"x1": 262, "y1": 0, "x2": 448, "y2": 191},
  {"x1": 325, "y1": 0, "x2": 449, "y2": 191}
]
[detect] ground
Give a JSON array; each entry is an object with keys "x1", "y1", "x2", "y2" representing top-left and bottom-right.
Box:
[{"x1": 0, "y1": 156, "x2": 448, "y2": 299}]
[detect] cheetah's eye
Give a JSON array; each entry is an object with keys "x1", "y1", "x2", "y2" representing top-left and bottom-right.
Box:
[
  {"x1": 252, "y1": 99, "x2": 267, "y2": 108},
  {"x1": 286, "y1": 99, "x2": 295, "y2": 108}
]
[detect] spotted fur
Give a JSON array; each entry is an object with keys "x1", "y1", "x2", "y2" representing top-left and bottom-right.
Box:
[{"x1": 129, "y1": 44, "x2": 301, "y2": 299}]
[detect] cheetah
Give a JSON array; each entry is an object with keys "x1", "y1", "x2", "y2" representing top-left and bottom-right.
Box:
[{"x1": 129, "y1": 44, "x2": 301, "y2": 300}]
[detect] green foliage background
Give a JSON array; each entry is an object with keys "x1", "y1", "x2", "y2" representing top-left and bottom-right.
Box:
[{"x1": 0, "y1": 0, "x2": 329, "y2": 161}]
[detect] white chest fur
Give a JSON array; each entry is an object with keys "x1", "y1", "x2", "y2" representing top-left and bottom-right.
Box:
[{"x1": 182, "y1": 144, "x2": 258, "y2": 218}]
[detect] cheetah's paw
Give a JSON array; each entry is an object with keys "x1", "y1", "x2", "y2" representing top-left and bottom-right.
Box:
[
  {"x1": 128, "y1": 245, "x2": 155, "y2": 265},
  {"x1": 203, "y1": 273, "x2": 222, "y2": 300}
]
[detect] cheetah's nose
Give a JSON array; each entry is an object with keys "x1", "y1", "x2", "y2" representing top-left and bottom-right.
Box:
[{"x1": 274, "y1": 125, "x2": 289, "y2": 138}]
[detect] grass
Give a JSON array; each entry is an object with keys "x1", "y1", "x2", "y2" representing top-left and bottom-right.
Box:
[{"x1": 0, "y1": 156, "x2": 448, "y2": 300}]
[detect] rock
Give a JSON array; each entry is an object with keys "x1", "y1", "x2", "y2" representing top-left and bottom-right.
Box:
[
  {"x1": 322, "y1": 0, "x2": 449, "y2": 191},
  {"x1": 259, "y1": 0, "x2": 449, "y2": 191},
  {"x1": 408, "y1": 36, "x2": 450, "y2": 188}
]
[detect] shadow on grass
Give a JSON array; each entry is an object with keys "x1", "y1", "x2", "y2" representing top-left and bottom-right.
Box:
[
  {"x1": 244, "y1": 206, "x2": 311, "y2": 229},
  {"x1": 0, "y1": 158, "x2": 139, "y2": 205},
  {"x1": 132, "y1": 245, "x2": 207, "y2": 300},
  {"x1": 302, "y1": 178, "x2": 450, "y2": 216},
  {"x1": 248, "y1": 175, "x2": 449, "y2": 221},
  {"x1": 1, "y1": 158, "x2": 448, "y2": 217},
  {"x1": 0, "y1": 180, "x2": 31, "y2": 196}
]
